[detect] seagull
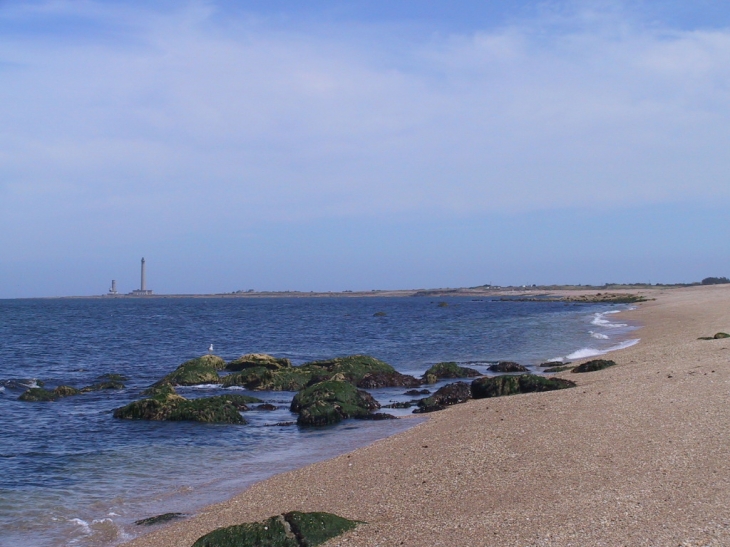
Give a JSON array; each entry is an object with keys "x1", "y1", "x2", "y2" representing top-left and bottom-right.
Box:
[{"x1": 208, "y1": 344, "x2": 214, "y2": 353}]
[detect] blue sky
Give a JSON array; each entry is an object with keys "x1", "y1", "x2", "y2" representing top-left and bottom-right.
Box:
[{"x1": 1, "y1": 1, "x2": 729, "y2": 297}]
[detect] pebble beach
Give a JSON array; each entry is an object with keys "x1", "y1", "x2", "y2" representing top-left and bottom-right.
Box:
[{"x1": 122, "y1": 284, "x2": 730, "y2": 547}]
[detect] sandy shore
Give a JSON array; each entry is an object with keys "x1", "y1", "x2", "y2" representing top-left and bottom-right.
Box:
[{"x1": 123, "y1": 285, "x2": 730, "y2": 547}]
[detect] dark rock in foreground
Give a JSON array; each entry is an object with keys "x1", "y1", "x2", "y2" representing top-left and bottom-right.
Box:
[
  {"x1": 113, "y1": 384, "x2": 262, "y2": 424},
  {"x1": 356, "y1": 371, "x2": 422, "y2": 389},
  {"x1": 422, "y1": 362, "x2": 481, "y2": 384},
  {"x1": 404, "y1": 389, "x2": 431, "y2": 396},
  {"x1": 487, "y1": 361, "x2": 528, "y2": 373},
  {"x1": 290, "y1": 380, "x2": 380, "y2": 426},
  {"x1": 471, "y1": 375, "x2": 576, "y2": 399},
  {"x1": 225, "y1": 353, "x2": 292, "y2": 372},
  {"x1": 539, "y1": 361, "x2": 570, "y2": 368},
  {"x1": 135, "y1": 513, "x2": 185, "y2": 526},
  {"x1": 415, "y1": 382, "x2": 472, "y2": 413},
  {"x1": 192, "y1": 511, "x2": 360, "y2": 547},
  {"x1": 571, "y1": 359, "x2": 617, "y2": 373}
]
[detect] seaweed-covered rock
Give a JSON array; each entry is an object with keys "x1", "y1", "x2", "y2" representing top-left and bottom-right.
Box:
[
  {"x1": 191, "y1": 511, "x2": 360, "y2": 547},
  {"x1": 539, "y1": 361, "x2": 569, "y2": 368},
  {"x1": 158, "y1": 355, "x2": 226, "y2": 386},
  {"x1": 97, "y1": 373, "x2": 129, "y2": 382},
  {"x1": 80, "y1": 381, "x2": 125, "y2": 393},
  {"x1": 405, "y1": 389, "x2": 431, "y2": 396},
  {"x1": 471, "y1": 374, "x2": 576, "y2": 399},
  {"x1": 290, "y1": 380, "x2": 380, "y2": 426},
  {"x1": 356, "y1": 371, "x2": 422, "y2": 389},
  {"x1": 571, "y1": 359, "x2": 617, "y2": 373},
  {"x1": 223, "y1": 354, "x2": 397, "y2": 392},
  {"x1": 225, "y1": 353, "x2": 292, "y2": 372},
  {"x1": 543, "y1": 365, "x2": 573, "y2": 373},
  {"x1": 487, "y1": 361, "x2": 528, "y2": 373},
  {"x1": 699, "y1": 332, "x2": 730, "y2": 340},
  {"x1": 113, "y1": 385, "x2": 262, "y2": 424},
  {"x1": 415, "y1": 382, "x2": 472, "y2": 413},
  {"x1": 422, "y1": 362, "x2": 481, "y2": 384},
  {"x1": 135, "y1": 513, "x2": 184, "y2": 526},
  {"x1": 19, "y1": 386, "x2": 80, "y2": 402}
]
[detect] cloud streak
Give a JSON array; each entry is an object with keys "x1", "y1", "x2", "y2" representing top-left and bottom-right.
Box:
[{"x1": 1, "y1": 1, "x2": 729, "y2": 261}]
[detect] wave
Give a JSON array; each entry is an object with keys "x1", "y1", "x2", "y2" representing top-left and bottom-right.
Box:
[
  {"x1": 591, "y1": 312, "x2": 628, "y2": 328},
  {"x1": 589, "y1": 331, "x2": 609, "y2": 340},
  {"x1": 566, "y1": 339, "x2": 640, "y2": 360}
]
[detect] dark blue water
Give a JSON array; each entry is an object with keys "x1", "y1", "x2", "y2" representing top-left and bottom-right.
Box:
[{"x1": 0, "y1": 297, "x2": 639, "y2": 547}]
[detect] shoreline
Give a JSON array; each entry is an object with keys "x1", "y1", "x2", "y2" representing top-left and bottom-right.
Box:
[{"x1": 122, "y1": 285, "x2": 730, "y2": 546}]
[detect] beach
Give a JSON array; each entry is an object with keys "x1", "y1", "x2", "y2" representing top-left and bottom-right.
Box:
[{"x1": 120, "y1": 284, "x2": 730, "y2": 547}]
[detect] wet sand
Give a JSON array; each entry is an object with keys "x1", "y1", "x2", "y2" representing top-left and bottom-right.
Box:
[{"x1": 123, "y1": 285, "x2": 730, "y2": 546}]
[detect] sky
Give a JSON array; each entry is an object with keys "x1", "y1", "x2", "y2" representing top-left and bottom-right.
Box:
[{"x1": 1, "y1": 0, "x2": 730, "y2": 297}]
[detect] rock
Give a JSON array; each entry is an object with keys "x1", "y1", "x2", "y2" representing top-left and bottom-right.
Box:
[
  {"x1": 471, "y1": 374, "x2": 576, "y2": 399},
  {"x1": 159, "y1": 355, "x2": 226, "y2": 386},
  {"x1": 356, "y1": 371, "x2": 422, "y2": 388},
  {"x1": 487, "y1": 361, "x2": 528, "y2": 373},
  {"x1": 357, "y1": 412, "x2": 397, "y2": 420},
  {"x1": 223, "y1": 354, "x2": 398, "y2": 391},
  {"x1": 97, "y1": 373, "x2": 129, "y2": 382},
  {"x1": 373, "y1": 311, "x2": 387, "y2": 317},
  {"x1": 80, "y1": 381, "x2": 125, "y2": 392},
  {"x1": 191, "y1": 511, "x2": 360, "y2": 547},
  {"x1": 422, "y1": 362, "x2": 481, "y2": 384},
  {"x1": 135, "y1": 513, "x2": 185, "y2": 526},
  {"x1": 225, "y1": 353, "x2": 292, "y2": 372},
  {"x1": 404, "y1": 389, "x2": 430, "y2": 396},
  {"x1": 290, "y1": 380, "x2": 380, "y2": 426},
  {"x1": 571, "y1": 359, "x2": 617, "y2": 373},
  {"x1": 113, "y1": 385, "x2": 262, "y2": 424},
  {"x1": 414, "y1": 382, "x2": 472, "y2": 413},
  {"x1": 255, "y1": 403, "x2": 277, "y2": 411},
  {"x1": 383, "y1": 401, "x2": 414, "y2": 409},
  {"x1": 19, "y1": 385, "x2": 81, "y2": 401},
  {"x1": 539, "y1": 361, "x2": 569, "y2": 368},
  {"x1": 543, "y1": 365, "x2": 573, "y2": 373},
  {"x1": 715, "y1": 332, "x2": 730, "y2": 339}
]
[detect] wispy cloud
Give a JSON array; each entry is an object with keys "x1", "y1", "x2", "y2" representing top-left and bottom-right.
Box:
[{"x1": 1, "y1": 1, "x2": 729, "y2": 260}]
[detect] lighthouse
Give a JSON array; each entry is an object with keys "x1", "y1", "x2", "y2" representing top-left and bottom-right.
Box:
[{"x1": 130, "y1": 258, "x2": 153, "y2": 295}]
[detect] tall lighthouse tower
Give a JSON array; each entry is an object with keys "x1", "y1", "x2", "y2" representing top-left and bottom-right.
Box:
[{"x1": 130, "y1": 257, "x2": 153, "y2": 295}]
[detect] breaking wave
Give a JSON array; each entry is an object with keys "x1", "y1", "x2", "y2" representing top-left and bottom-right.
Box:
[{"x1": 566, "y1": 339, "x2": 640, "y2": 360}]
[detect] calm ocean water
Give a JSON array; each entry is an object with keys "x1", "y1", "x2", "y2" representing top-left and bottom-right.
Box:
[{"x1": 0, "y1": 296, "x2": 639, "y2": 547}]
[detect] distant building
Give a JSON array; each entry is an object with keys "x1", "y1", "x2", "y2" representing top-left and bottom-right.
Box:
[
  {"x1": 129, "y1": 257, "x2": 153, "y2": 295},
  {"x1": 108, "y1": 280, "x2": 118, "y2": 295}
]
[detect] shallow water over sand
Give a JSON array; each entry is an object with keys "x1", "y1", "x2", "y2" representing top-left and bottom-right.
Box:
[{"x1": 0, "y1": 297, "x2": 638, "y2": 546}]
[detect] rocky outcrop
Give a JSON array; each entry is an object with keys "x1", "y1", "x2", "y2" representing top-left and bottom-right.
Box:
[
  {"x1": 414, "y1": 382, "x2": 472, "y2": 413},
  {"x1": 543, "y1": 365, "x2": 573, "y2": 373},
  {"x1": 191, "y1": 511, "x2": 360, "y2": 547},
  {"x1": 290, "y1": 380, "x2": 380, "y2": 426},
  {"x1": 225, "y1": 353, "x2": 292, "y2": 372},
  {"x1": 223, "y1": 355, "x2": 399, "y2": 391},
  {"x1": 113, "y1": 384, "x2": 262, "y2": 424},
  {"x1": 19, "y1": 379, "x2": 125, "y2": 401},
  {"x1": 356, "y1": 371, "x2": 422, "y2": 389},
  {"x1": 422, "y1": 362, "x2": 481, "y2": 384},
  {"x1": 571, "y1": 359, "x2": 616, "y2": 373},
  {"x1": 158, "y1": 355, "x2": 227, "y2": 386},
  {"x1": 471, "y1": 374, "x2": 576, "y2": 399},
  {"x1": 487, "y1": 361, "x2": 528, "y2": 373},
  {"x1": 539, "y1": 361, "x2": 569, "y2": 368}
]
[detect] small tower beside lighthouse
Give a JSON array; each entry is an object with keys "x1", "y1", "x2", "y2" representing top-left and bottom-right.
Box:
[{"x1": 130, "y1": 257, "x2": 153, "y2": 295}]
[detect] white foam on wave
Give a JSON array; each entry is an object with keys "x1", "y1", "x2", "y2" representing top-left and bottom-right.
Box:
[
  {"x1": 0, "y1": 386, "x2": 5, "y2": 393},
  {"x1": 566, "y1": 339, "x2": 640, "y2": 360},
  {"x1": 189, "y1": 384, "x2": 220, "y2": 390},
  {"x1": 69, "y1": 518, "x2": 91, "y2": 535},
  {"x1": 591, "y1": 312, "x2": 628, "y2": 328},
  {"x1": 589, "y1": 331, "x2": 610, "y2": 340}
]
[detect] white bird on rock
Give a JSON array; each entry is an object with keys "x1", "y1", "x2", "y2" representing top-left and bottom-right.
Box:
[{"x1": 208, "y1": 344, "x2": 214, "y2": 353}]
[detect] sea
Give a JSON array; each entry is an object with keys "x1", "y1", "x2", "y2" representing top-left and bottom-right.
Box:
[{"x1": 0, "y1": 296, "x2": 640, "y2": 547}]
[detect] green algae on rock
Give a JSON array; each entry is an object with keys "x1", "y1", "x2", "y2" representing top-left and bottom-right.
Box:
[
  {"x1": 225, "y1": 353, "x2": 292, "y2": 372},
  {"x1": 19, "y1": 386, "x2": 79, "y2": 401},
  {"x1": 223, "y1": 354, "x2": 402, "y2": 391},
  {"x1": 290, "y1": 380, "x2": 380, "y2": 426},
  {"x1": 543, "y1": 365, "x2": 574, "y2": 373},
  {"x1": 487, "y1": 361, "x2": 528, "y2": 373},
  {"x1": 571, "y1": 359, "x2": 617, "y2": 373},
  {"x1": 422, "y1": 362, "x2": 481, "y2": 384},
  {"x1": 698, "y1": 332, "x2": 730, "y2": 340},
  {"x1": 113, "y1": 385, "x2": 262, "y2": 424},
  {"x1": 191, "y1": 511, "x2": 360, "y2": 547},
  {"x1": 471, "y1": 374, "x2": 576, "y2": 399},
  {"x1": 159, "y1": 355, "x2": 227, "y2": 386},
  {"x1": 415, "y1": 381, "x2": 472, "y2": 413},
  {"x1": 135, "y1": 512, "x2": 185, "y2": 526}
]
